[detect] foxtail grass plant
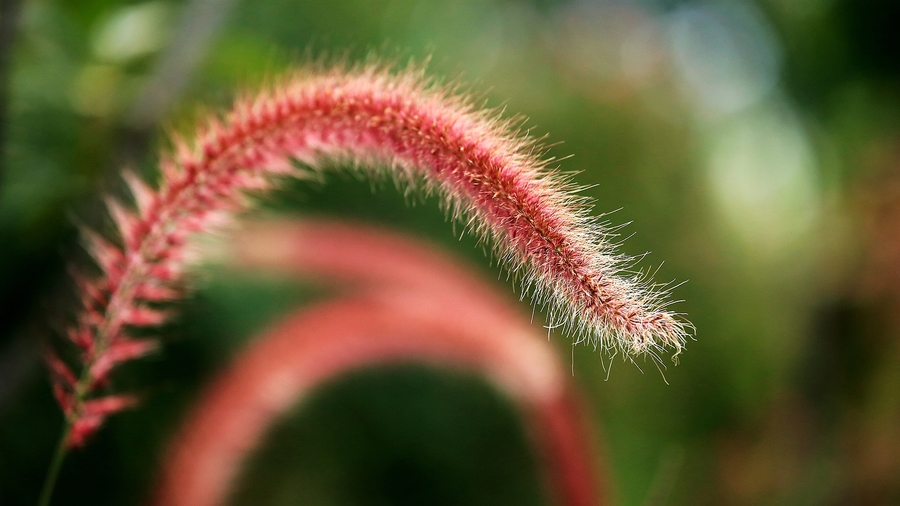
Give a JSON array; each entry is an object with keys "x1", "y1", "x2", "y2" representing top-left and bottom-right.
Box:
[
  {"x1": 40, "y1": 64, "x2": 689, "y2": 505},
  {"x1": 152, "y1": 219, "x2": 605, "y2": 506}
]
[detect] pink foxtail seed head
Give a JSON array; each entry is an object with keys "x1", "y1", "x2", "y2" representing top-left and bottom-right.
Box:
[
  {"x1": 54, "y1": 64, "x2": 690, "y2": 444},
  {"x1": 153, "y1": 219, "x2": 606, "y2": 506}
]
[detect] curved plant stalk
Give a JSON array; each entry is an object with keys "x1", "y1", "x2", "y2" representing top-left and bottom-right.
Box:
[
  {"x1": 42, "y1": 65, "x2": 688, "y2": 503},
  {"x1": 151, "y1": 220, "x2": 605, "y2": 506}
]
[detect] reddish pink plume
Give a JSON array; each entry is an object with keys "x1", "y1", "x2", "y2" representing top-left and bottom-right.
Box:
[
  {"x1": 75, "y1": 66, "x2": 687, "y2": 368},
  {"x1": 69, "y1": 395, "x2": 138, "y2": 448},
  {"x1": 151, "y1": 221, "x2": 607, "y2": 506},
  {"x1": 58, "y1": 65, "x2": 688, "y2": 447}
]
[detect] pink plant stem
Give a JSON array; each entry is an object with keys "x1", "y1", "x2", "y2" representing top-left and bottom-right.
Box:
[
  {"x1": 150, "y1": 221, "x2": 606, "y2": 506},
  {"x1": 231, "y1": 219, "x2": 522, "y2": 314}
]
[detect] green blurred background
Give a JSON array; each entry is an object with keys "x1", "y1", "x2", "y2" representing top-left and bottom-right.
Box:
[{"x1": 2, "y1": 0, "x2": 900, "y2": 504}]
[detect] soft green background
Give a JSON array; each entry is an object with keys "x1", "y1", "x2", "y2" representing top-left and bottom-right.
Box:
[{"x1": 2, "y1": 0, "x2": 900, "y2": 504}]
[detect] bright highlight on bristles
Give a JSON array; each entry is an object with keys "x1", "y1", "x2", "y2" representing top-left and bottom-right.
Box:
[{"x1": 55, "y1": 63, "x2": 690, "y2": 445}]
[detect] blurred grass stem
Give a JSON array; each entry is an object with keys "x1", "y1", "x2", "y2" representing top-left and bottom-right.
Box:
[{"x1": 36, "y1": 423, "x2": 71, "y2": 506}]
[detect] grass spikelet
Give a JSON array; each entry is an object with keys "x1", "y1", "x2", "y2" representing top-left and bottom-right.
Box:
[{"x1": 54, "y1": 63, "x2": 690, "y2": 446}]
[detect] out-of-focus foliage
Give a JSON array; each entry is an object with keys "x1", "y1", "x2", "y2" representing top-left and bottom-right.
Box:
[{"x1": 1, "y1": 0, "x2": 899, "y2": 504}]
